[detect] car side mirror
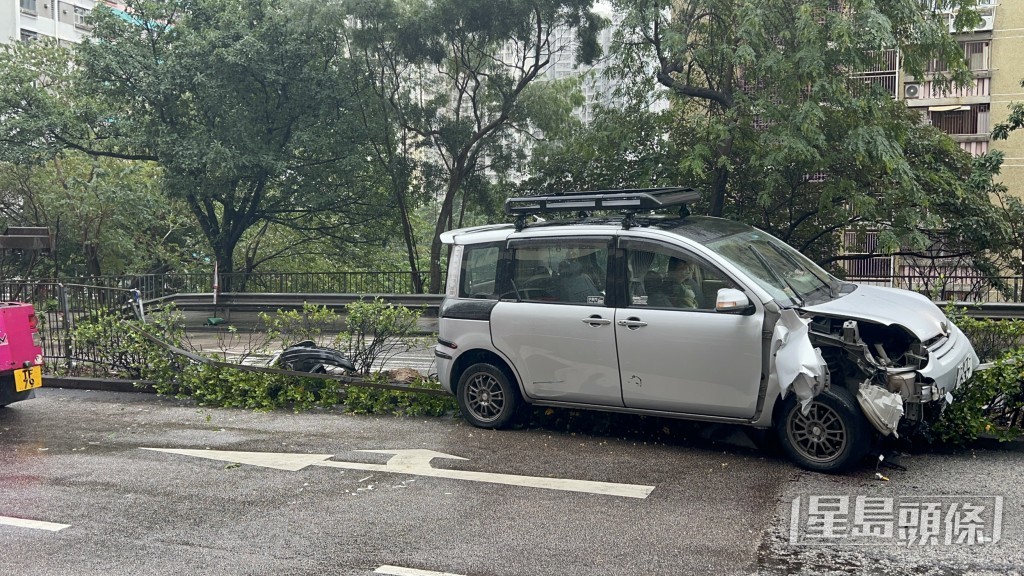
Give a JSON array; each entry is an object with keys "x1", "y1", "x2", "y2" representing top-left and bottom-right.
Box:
[{"x1": 716, "y1": 288, "x2": 754, "y2": 314}]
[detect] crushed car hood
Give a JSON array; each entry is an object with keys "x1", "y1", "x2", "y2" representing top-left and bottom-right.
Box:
[{"x1": 800, "y1": 284, "x2": 946, "y2": 341}]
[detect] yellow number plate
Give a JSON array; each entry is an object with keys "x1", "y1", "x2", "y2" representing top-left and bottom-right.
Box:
[{"x1": 14, "y1": 365, "x2": 42, "y2": 392}]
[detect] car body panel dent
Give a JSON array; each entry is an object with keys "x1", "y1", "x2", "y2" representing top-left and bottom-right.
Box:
[{"x1": 770, "y1": 309, "x2": 829, "y2": 414}]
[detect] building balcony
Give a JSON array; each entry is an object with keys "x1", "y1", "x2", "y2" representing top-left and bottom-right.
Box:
[{"x1": 903, "y1": 77, "x2": 990, "y2": 103}]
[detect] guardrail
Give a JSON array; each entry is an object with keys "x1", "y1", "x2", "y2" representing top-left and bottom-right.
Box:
[
  {"x1": 149, "y1": 292, "x2": 1024, "y2": 321},
  {"x1": 18, "y1": 271, "x2": 433, "y2": 300},
  {"x1": 6, "y1": 281, "x2": 1024, "y2": 373},
  {"x1": 952, "y1": 302, "x2": 1024, "y2": 319},
  {"x1": 18, "y1": 270, "x2": 1024, "y2": 303},
  {"x1": 150, "y1": 293, "x2": 445, "y2": 315}
]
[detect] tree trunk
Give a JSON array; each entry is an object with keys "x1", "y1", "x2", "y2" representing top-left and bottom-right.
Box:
[
  {"x1": 428, "y1": 176, "x2": 463, "y2": 294},
  {"x1": 393, "y1": 182, "x2": 422, "y2": 294},
  {"x1": 213, "y1": 242, "x2": 234, "y2": 293},
  {"x1": 709, "y1": 123, "x2": 735, "y2": 217},
  {"x1": 83, "y1": 242, "x2": 102, "y2": 277}
]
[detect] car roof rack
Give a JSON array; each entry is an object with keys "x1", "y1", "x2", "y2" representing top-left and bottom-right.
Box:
[{"x1": 505, "y1": 187, "x2": 700, "y2": 230}]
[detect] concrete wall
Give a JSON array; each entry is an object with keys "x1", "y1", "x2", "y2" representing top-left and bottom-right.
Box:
[
  {"x1": 0, "y1": 1, "x2": 16, "y2": 43},
  {"x1": 0, "y1": 0, "x2": 96, "y2": 45},
  {"x1": 992, "y1": 2, "x2": 1024, "y2": 198}
]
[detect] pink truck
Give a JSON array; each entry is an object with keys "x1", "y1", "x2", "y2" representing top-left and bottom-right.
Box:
[{"x1": 0, "y1": 302, "x2": 44, "y2": 407}]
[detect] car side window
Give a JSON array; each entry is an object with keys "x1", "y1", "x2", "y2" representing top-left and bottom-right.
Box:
[
  {"x1": 459, "y1": 244, "x2": 501, "y2": 299},
  {"x1": 623, "y1": 242, "x2": 736, "y2": 311},
  {"x1": 510, "y1": 240, "x2": 608, "y2": 305}
]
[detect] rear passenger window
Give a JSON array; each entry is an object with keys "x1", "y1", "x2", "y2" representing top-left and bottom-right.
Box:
[
  {"x1": 459, "y1": 245, "x2": 501, "y2": 298},
  {"x1": 510, "y1": 240, "x2": 608, "y2": 305}
]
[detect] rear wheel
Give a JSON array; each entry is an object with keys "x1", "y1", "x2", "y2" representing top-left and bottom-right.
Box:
[
  {"x1": 456, "y1": 363, "x2": 522, "y2": 429},
  {"x1": 775, "y1": 386, "x2": 872, "y2": 473}
]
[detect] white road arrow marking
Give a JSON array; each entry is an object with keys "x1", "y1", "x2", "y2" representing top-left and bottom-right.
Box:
[
  {"x1": 0, "y1": 515, "x2": 70, "y2": 532},
  {"x1": 375, "y1": 565, "x2": 466, "y2": 576},
  {"x1": 142, "y1": 447, "x2": 654, "y2": 499},
  {"x1": 140, "y1": 448, "x2": 335, "y2": 471}
]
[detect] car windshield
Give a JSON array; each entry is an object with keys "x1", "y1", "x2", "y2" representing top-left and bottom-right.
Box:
[{"x1": 705, "y1": 229, "x2": 837, "y2": 307}]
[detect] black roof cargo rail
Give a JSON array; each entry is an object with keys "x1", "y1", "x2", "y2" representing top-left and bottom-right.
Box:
[{"x1": 505, "y1": 187, "x2": 700, "y2": 230}]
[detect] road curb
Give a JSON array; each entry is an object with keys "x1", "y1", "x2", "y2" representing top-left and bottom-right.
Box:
[{"x1": 43, "y1": 376, "x2": 156, "y2": 394}]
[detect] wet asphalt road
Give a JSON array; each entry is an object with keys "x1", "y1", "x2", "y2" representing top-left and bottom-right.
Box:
[{"x1": 1, "y1": 388, "x2": 1022, "y2": 576}]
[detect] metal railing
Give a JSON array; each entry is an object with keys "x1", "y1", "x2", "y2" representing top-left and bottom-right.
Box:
[
  {"x1": 846, "y1": 274, "x2": 1023, "y2": 304},
  {"x1": 23, "y1": 271, "x2": 435, "y2": 299},
  {"x1": 4, "y1": 268, "x2": 1019, "y2": 373},
  {"x1": 0, "y1": 282, "x2": 141, "y2": 372},
  {"x1": 22, "y1": 270, "x2": 1023, "y2": 303}
]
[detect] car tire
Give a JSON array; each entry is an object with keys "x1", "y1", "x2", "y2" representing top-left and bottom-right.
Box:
[
  {"x1": 456, "y1": 363, "x2": 522, "y2": 429},
  {"x1": 775, "y1": 386, "x2": 872, "y2": 473}
]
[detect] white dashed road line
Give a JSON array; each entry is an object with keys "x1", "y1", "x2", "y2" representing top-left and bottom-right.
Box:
[{"x1": 0, "y1": 515, "x2": 71, "y2": 532}]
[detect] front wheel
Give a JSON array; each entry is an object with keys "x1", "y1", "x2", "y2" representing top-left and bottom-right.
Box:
[
  {"x1": 775, "y1": 386, "x2": 872, "y2": 473},
  {"x1": 456, "y1": 363, "x2": 522, "y2": 429}
]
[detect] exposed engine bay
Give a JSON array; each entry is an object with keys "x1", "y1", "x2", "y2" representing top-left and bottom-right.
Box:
[{"x1": 808, "y1": 316, "x2": 934, "y2": 425}]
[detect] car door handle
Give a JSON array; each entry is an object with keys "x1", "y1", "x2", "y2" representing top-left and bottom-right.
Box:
[
  {"x1": 581, "y1": 316, "x2": 611, "y2": 326},
  {"x1": 617, "y1": 318, "x2": 648, "y2": 329}
]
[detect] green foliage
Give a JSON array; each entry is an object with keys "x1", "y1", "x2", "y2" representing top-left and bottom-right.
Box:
[
  {"x1": 345, "y1": 0, "x2": 605, "y2": 292},
  {"x1": 598, "y1": 0, "x2": 1010, "y2": 272},
  {"x1": 518, "y1": 100, "x2": 689, "y2": 194},
  {"x1": 343, "y1": 373, "x2": 456, "y2": 417},
  {"x1": 992, "y1": 78, "x2": 1024, "y2": 141},
  {"x1": 340, "y1": 298, "x2": 424, "y2": 375},
  {"x1": 163, "y1": 365, "x2": 344, "y2": 412},
  {"x1": 948, "y1": 307, "x2": 1024, "y2": 363},
  {"x1": 0, "y1": 0, "x2": 391, "y2": 278},
  {"x1": 933, "y1": 349, "x2": 1024, "y2": 445},
  {"x1": 931, "y1": 309, "x2": 1024, "y2": 445},
  {"x1": 258, "y1": 303, "x2": 342, "y2": 348},
  {"x1": 0, "y1": 152, "x2": 201, "y2": 278},
  {"x1": 258, "y1": 299, "x2": 423, "y2": 375},
  {"x1": 70, "y1": 302, "x2": 440, "y2": 414},
  {"x1": 70, "y1": 307, "x2": 186, "y2": 378}
]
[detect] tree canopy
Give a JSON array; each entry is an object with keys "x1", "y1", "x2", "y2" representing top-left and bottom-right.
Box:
[
  {"x1": 1, "y1": 0, "x2": 391, "y2": 282},
  {"x1": 345, "y1": 0, "x2": 604, "y2": 291},
  {"x1": 0, "y1": 0, "x2": 1017, "y2": 293}
]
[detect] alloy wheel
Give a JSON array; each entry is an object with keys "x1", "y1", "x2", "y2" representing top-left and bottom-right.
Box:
[{"x1": 786, "y1": 401, "x2": 848, "y2": 464}]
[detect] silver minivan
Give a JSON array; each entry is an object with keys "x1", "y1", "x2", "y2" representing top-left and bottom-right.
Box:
[{"x1": 434, "y1": 188, "x2": 980, "y2": 472}]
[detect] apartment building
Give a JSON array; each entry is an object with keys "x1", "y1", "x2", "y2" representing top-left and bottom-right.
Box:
[
  {"x1": 1, "y1": 0, "x2": 99, "y2": 45},
  {"x1": 902, "y1": 1, "x2": 1024, "y2": 187},
  {"x1": 990, "y1": 2, "x2": 1024, "y2": 195},
  {"x1": 841, "y1": 2, "x2": 1024, "y2": 296}
]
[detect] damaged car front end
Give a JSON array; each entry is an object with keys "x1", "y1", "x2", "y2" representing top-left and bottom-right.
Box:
[
  {"x1": 704, "y1": 225, "x2": 981, "y2": 472},
  {"x1": 802, "y1": 285, "x2": 980, "y2": 436},
  {"x1": 436, "y1": 192, "x2": 984, "y2": 474}
]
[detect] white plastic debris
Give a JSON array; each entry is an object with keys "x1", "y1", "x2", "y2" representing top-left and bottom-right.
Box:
[
  {"x1": 770, "y1": 309, "x2": 828, "y2": 414},
  {"x1": 857, "y1": 381, "x2": 905, "y2": 438}
]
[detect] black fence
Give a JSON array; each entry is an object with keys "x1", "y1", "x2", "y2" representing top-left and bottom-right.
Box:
[
  {"x1": 21, "y1": 270, "x2": 1024, "y2": 303},
  {"x1": 0, "y1": 282, "x2": 142, "y2": 372}
]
